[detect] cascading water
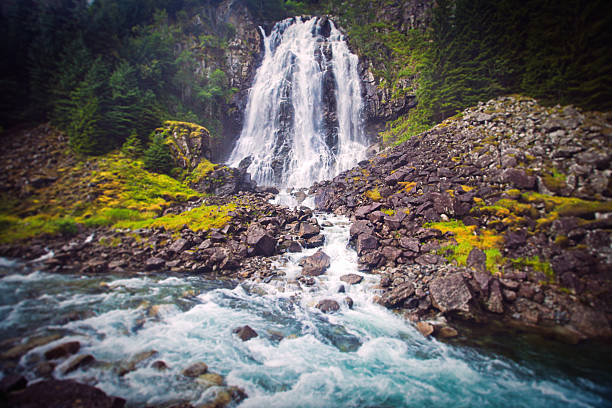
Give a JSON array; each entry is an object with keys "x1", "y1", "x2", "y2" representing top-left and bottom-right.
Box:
[{"x1": 228, "y1": 17, "x2": 368, "y2": 188}]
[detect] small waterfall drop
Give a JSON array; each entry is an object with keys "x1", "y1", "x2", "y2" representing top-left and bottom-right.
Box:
[{"x1": 228, "y1": 17, "x2": 368, "y2": 188}]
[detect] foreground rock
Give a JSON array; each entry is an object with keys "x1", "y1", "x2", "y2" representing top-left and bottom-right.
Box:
[
  {"x1": 233, "y1": 325, "x2": 258, "y2": 341},
  {"x1": 300, "y1": 250, "x2": 331, "y2": 276},
  {"x1": 4, "y1": 380, "x2": 125, "y2": 408},
  {"x1": 316, "y1": 299, "x2": 340, "y2": 313}
]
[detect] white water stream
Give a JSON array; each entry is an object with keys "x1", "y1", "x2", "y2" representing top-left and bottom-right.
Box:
[{"x1": 0, "y1": 206, "x2": 608, "y2": 406}]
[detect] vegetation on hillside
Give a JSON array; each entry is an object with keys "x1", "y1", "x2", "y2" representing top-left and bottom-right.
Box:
[{"x1": 323, "y1": 0, "x2": 612, "y2": 144}]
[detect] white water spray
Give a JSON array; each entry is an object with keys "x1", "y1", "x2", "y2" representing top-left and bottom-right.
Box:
[{"x1": 228, "y1": 17, "x2": 368, "y2": 188}]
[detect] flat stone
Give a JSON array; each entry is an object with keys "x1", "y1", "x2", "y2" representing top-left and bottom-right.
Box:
[
  {"x1": 298, "y1": 222, "x2": 320, "y2": 239},
  {"x1": 145, "y1": 257, "x2": 165, "y2": 271},
  {"x1": 44, "y1": 341, "x2": 80, "y2": 360},
  {"x1": 340, "y1": 274, "x2": 363, "y2": 285},
  {"x1": 61, "y1": 354, "x2": 95, "y2": 375}
]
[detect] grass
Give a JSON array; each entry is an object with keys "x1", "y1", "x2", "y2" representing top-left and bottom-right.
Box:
[{"x1": 0, "y1": 152, "x2": 238, "y2": 243}]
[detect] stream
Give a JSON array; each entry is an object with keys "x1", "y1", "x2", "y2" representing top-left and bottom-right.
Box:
[{"x1": 1, "y1": 197, "x2": 610, "y2": 407}]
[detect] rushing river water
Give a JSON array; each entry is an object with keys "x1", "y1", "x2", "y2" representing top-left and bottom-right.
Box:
[{"x1": 1, "y1": 204, "x2": 611, "y2": 407}]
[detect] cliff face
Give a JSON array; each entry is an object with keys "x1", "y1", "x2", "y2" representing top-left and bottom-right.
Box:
[{"x1": 356, "y1": 0, "x2": 433, "y2": 134}]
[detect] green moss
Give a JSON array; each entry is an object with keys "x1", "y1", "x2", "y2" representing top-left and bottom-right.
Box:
[
  {"x1": 508, "y1": 256, "x2": 554, "y2": 280},
  {"x1": 381, "y1": 208, "x2": 395, "y2": 216},
  {"x1": 365, "y1": 188, "x2": 382, "y2": 202},
  {"x1": 185, "y1": 159, "x2": 217, "y2": 185},
  {"x1": 542, "y1": 168, "x2": 567, "y2": 192},
  {"x1": 522, "y1": 192, "x2": 612, "y2": 218},
  {"x1": 425, "y1": 219, "x2": 504, "y2": 273},
  {"x1": 473, "y1": 198, "x2": 538, "y2": 219},
  {"x1": 115, "y1": 202, "x2": 236, "y2": 232}
]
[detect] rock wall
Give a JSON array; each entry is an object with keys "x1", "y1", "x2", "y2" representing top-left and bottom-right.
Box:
[{"x1": 357, "y1": 0, "x2": 433, "y2": 132}]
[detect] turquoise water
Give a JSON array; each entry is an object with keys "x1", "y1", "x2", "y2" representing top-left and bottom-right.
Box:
[{"x1": 0, "y1": 214, "x2": 610, "y2": 407}]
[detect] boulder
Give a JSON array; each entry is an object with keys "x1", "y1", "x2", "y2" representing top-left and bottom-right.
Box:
[
  {"x1": 356, "y1": 234, "x2": 378, "y2": 255},
  {"x1": 60, "y1": 354, "x2": 95, "y2": 375},
  {"x1": 399, "y1": 237, "x2": 420, "y2": 252},
  {"x1": 44, "y1": 341, "x2": 80, "y2": 360},
  {"x1": 381, "y1": 246, "x2": 402, "y2": 262},
  {"x1": 169, "y1": 238, "x2": 190, "y2": 253},
  {"x1": 4, "y1": 380, "x2": 125, "y2": 408},
  {"x1": 340, "y1": 274, "x2": 363, "y2": 285},
  {"x1": 145, "y1": 257, "x2": 165, "y2": 271},
  {"x1": 377, "y1": 283, "x2": 415, "y2": 308},
  {"x1": 246, "y1": 226, "x2": 276, "y2": 256},
  {"x1": 502, "y1": 168, "x2": 536, "y2": 190},
  {"x1": 117, "y1": 350, "x2": 158, "y2": 377},
  {"x1": 429, "y1": 273, "x2": 473, "y2": 313},
  {"x1": 485, "y1": 279, "x2": 504, "y2": 314},
  {"x1": 350, "y1": 220, "x2": 373, "y2": 239},
  {"x1": 0, "y1": 374, "x2": 27, "y2": 393},
  {"x1": 287, "y1": 241, "x2": 303, "y2": 253},
  {"x1": 182, "y1": 362, "x2": 208, "y2": 377},
  {"x1": 316, "y1": 299, "x2": 340, "y2": 313},
  {"x1": 345, "y1": 297, "x2": 354, "y2": 309},
  {"x1": 304, "y1": 234, "x2": 325, "y2": 249},
  {"x1": 298, "y1": 222, "x2": 320, "y2": 239},
  {"x1": 233, "y1": 325, "x2": 258, "y2": 342},
  {"x1": 157, "y1": 121, "x2": 211, "y2": 169},
  {"x1": 300, "y1": 250, "x2": 331, "y2": 276},
  {"x1": 416, "y1": 321, "x2": 434, "y2": 337},
  {"x1": 196, "y1": 373, "x2": 225, "y2": 387}
]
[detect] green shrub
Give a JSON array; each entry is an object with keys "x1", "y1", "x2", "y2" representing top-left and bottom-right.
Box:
[{"x1": 144, "y1": 134, "x2": 174, "y2": 175}]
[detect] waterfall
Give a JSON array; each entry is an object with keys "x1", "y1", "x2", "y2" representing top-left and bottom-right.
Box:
[{"x1": 228, "y1": 17, "x2": 368, "y2": 188}]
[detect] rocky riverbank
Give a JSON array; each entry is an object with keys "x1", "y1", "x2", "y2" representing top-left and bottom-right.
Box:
[{"x1": 311, "y1": 95, "x2": 612, "y2": 343}]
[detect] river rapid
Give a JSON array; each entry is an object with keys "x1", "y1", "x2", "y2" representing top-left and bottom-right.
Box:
[{"x1": 1, "y1": 197, "x2": 610, "y2": 407}]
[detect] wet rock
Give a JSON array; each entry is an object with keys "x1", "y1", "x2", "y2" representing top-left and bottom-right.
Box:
[
  {"x1": 429, "y1": 273, "x2": 473, "y2": 313},
  {"x1": 0, "y1": 374, "x2": 27, "y2": 393},
  {"x1": 568, "y1": 303, "x2": 612, "y2": 340},
  {"x1": 35, "y1": 361, "x2": 56, "y2": 377},
  {"x1": 340, "y1": 274, "x2": 363, "y2": 285},
  {"x1": 416, "y1": 321, "x2": 434, "y2": 337},
  {"x1": 117, "y1": 350, "x2": 158, "y2": 377},
  {"x1": 298, "y1": 222, "x2": 320, "y2": 238},
  {"x1": 60, "y1": 354, "x2": 95, "y2": 375},
  {"x1": 304, "y1": 234, "x2": 325, "y2": 248},
  {"x1": 4, "y1": 380, "x2": 125, "y2": 408},
  {"x1": 287, "y1": 241, "x2": 302, "y2": 253},
  {"x1": 300, "y1": 250, "x2": 331, "y2": 276},
  {"x1": 377, "y1": 283, "x2": 415, "y2": 308},
  {"x1": 466, "y1": 248, "x2": 486, "y2": 273},
  {"x1": 345, "y1": 297, "x2": 354, "y2": 309},
  {"x1": 182, "y1": 361, "x2": 209, "y2": 377},
  {"x1": 316, "y1": 299, "x2": 340, "y2": 313},
  {"x1": 199, "y1": 386, "x2": 247, "y2": 408},
  {"x1": 434, "y1": 325, "x2": 459, "y2": 339},
  {"x1": 246, "y1": 226, "x2": 276, "y2": 256},
  {"x1": 44, "y1": 341, "x2": 81, "y2": 360},
  {"x1": 197, "y1": 373, "x2": 225, "y2": 387},
  {"x1": 152, "y1": 360, "x2": 168, "y2": 371},
  {"x1": 145, "y1": 257, "x2": 165, "y2": 271},
  {"x1": 233, "y1": 325, "x2": 258, "y2": 342},
  {"x1": 1, "y1": 334, "x2": 62, "y2": 360}
]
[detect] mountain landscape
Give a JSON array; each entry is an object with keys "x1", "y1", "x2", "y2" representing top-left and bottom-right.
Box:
[{"x1": 0, "y1": 1, "x2": 611, "y2": 407}]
